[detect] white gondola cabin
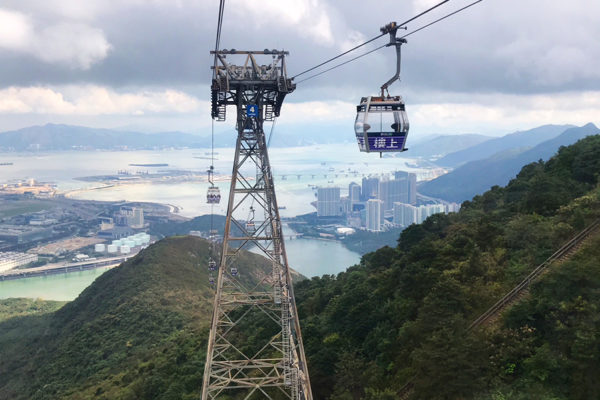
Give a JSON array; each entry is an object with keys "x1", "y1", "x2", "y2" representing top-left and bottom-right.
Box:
[
  {"x1": 208, "y1": 258, "x2": 217, "y2": 271},
  {"x1": 207, "y1": 186, "x2": 221, "y2": 204},
  {"x1": 354, "y1": 95, "x2": 409, "y2": 153}
]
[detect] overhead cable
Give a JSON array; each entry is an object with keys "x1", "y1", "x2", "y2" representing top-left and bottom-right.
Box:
[
  {"x1": 401, "y1": 0, "x2": 483, "y2": 39},
  {"x1": 296, "y1": 0, "x2": 485, "y2": 85},
  {"x1": 296, "y1": 44, "x2": 387, "y2": 84},
  {"x1": 212, "y1": 0, "x2": 226, "y2": 78},
  {"x1": 291, "y1": 0, "x2": 450, "y2": 80}
]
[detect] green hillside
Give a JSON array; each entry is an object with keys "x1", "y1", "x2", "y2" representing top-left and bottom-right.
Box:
[
  {"x1": 2, "y1": 135, "x2": 600, "y2": 399},
  {"x1": 295, "y1": 134, "x2": 600, "y2": 399},
  {"x1": 0, "y1": 236, "x2": 271, "y2": 400}
]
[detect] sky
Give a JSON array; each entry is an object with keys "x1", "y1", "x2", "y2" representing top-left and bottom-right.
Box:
[{"x1": 0, "y1": 0, "x2": 599, "y2": 137}]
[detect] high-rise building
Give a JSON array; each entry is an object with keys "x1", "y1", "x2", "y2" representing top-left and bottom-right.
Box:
[
  {"x1": 408, "y1": 173, "x2": 417, "y2": 205},
  {"x1": 361, "y1": 177, "x2": 379, "y2": 201},
  {"x1": 340, "y1": 197, "x2": 351, "y2": 215},
  {"x1": 348, "y1": 182, "x2": 361, "y2": 206},
  {"x1": 393, "y1": 171, "x2": 417, "y2": 205},
  {"x1": 379, "y1": 179, "x2": 408, "y2": 211},
  {"x1": 394, "y1": 170, "x2": 409, "y2": 180},
  {"x1": 366, "y1": 199, "x2": 383, "y2": 232},
  {"x1": 317, "y1": 187, "x2": 341, "y2": 217},
  {"x1": 393, "y1": 202, "x2": 418, "y2": 227},
  {"x1": 446, "y1": 202, "x2": 461, "y2": 213},
  {"x1": 416, "y1": 204, "x2": 446, "y2": 224}
]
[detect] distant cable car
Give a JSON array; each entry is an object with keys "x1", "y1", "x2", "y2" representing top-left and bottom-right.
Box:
[
  {"x1": 206, "y1": 165, "x2": 221, "y2": 204},
  {"x1": 208, "y1": 258, "x2": 217, "y2": 271},
  {"x1": 209, "y1": 275, "x2": 215, "y2": 285},
  {"x1": 355, "y1": 22, "x2": 410, "y2": 155},
  {"x1": 230, "y1": 267, "x2": 238, "y2": 277},
  {"x1": 207, "y1": 186, "x2": 221, "y2": 204}
]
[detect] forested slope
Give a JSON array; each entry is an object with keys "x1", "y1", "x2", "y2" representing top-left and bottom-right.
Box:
[
  {"x1": 295, "y1": 134, "x2": 600, "y2": 399},
  {"x1": 1, "y1": 135, "x2": 600, "y2": 399},
  {"x1": 0, "y1": 236, "x2": 272, "y2": 400}
]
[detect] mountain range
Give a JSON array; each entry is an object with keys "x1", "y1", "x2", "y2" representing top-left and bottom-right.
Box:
[
  {"x1": 420, "y1": 123, "x2": 600, "y2": 202},
  {"x1": 435, "y1": 124, "x2": 574, "y2": 167},
  {"x1": 400, "y1": 133, "x2": 491, "y2": 159},
  {"x1": 0, "y1": 123, "x2": 359, "y2": 151}
]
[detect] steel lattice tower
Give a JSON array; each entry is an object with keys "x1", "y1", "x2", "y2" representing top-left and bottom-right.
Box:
[{"x1": 201, "y1": 50, "x2": 313, "y2": 400}]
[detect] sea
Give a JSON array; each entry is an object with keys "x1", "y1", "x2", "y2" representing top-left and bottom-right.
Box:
[{"x1": 0, "y1": 144, "x2": 432, "y2": 301}]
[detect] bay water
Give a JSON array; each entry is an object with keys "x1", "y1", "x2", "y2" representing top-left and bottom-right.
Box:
[{"x1": 0, "y1": 144, "x2": 429, "y2": 300}]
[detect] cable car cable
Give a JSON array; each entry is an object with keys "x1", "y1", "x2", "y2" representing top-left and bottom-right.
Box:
[
  {"x1": 267, "y1": 118, "x2": 278, "y2": 148},
  {"x1": 296, "y1": 0, "x2": 485, "y2": 85},
  {"x1": 400, "y1": 0, "x2": 483, "y2": 40},
  {"x1": 291, "y1": 0, "x2": 450, "y2": 80},
  {"x1": 296, "y1": 44, "x2": 387, "y2": 84},
  {"x1": 212, "y1": 0, "x2": 226, "y2": 79}
]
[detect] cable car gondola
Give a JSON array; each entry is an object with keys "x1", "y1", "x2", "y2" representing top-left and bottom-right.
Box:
[
  {"x1": 206, "y1": 165, "x2": 221, "y2": 204},
  {"x1": 355, "y1": 22, "x2": 410, "y2": 154},
  {"x1": 208, "y1": 258, "x2": 217, "y2": 271},
  {"x1": 355, "y1": 95, "x2": 409, "y2": 153},
  {"x1": 207, "y1": 186, "x2": 221, "y2": 204}
]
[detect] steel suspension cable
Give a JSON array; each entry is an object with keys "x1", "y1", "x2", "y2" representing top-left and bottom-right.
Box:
[
  {"x1": 209, "y1": 0, "x2": 225, "y2": 245},
  {"x1": 295, "y1": 44, "x2": 387, "y2": 84},
  {"x1": 212, "y1": 0, "x2": 226, "y2": 79},
  {"x1": 291, "y1": 0, "x2": 450, "y2": 80},
  {"x1": 296, "y1": 0, "x2": 486, "y2": 85},
  {"x1": 400, "y1": 0, "x2": 483, "y2": 39}
]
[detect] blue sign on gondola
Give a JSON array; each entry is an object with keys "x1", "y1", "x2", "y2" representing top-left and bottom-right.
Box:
[
  {"x1": 247, "y1": 104, "x2": 258, "y2": 117},
  {"x1": 356, "y1": 135, "x2": 406, "y2": 152}
]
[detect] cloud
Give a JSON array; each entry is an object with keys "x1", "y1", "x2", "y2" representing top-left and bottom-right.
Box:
[
  {"x1": 228, "y1": 0, "x2": 335, "y2": 46},
  {"x1": 409, "y1": 91, "x2": 600, "y2": 134},
  {"x1": 0, "y1": 9, "x2": 32, "y2": 49},
  {"x1": 0, "y1": 8, "x2": 111, "y2": 69},
  {"x1": 0, "y1": 86, "x2": 203, "y2": 115},
  {"x1": 280, "y1": 100, "x2": 355, "y2": 124}
]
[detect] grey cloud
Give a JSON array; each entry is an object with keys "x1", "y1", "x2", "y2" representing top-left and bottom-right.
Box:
[{"x1": 0, "y1": 0, "x2": 599, "y2": 100}]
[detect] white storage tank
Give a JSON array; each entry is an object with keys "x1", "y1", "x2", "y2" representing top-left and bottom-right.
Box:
[
  {"x1": 112, "y1": 240, "x2": 122, "y2": 246},
  {"x1": 120, "y1": 245, "x2": 131, "y2": 254},
  {"x1": 107, "y1": 244, "x2": 118, "y2": 253},
  {"x1": 125, "y1": 240, "x2": 136, "y2": 248},
  {"x1": 134, "y1": 238, "x2": 143, "y2": 246},
  {"x1": 94, "y1": 244, "x2": 106, "y2": 253}
]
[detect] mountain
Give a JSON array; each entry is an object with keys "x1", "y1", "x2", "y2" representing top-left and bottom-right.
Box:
[
  {"x1": 0, "y1": 123, "x2": 360, "y2": 151},
  {"x1": 293, "y1": 134, "x2": 600, "y2": 399},
  {"x1": 0, "y1": 124, "x2": 211, "y2": 151},
  {"x1": 0, "y1": 236, "x2": 273, "y2": 399},
  {"x1": 436, "y1": 124, "x2": 574, "y2": 167},
  {"x1": 4, "y1": 134, "x2": 600, "y2": 399},
  {"x1": 406, "y1": 133, "x2": 492, "y2": 159},
  {"x1": 419, "y1": 123, "x2": 600, "y2": 202}
]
